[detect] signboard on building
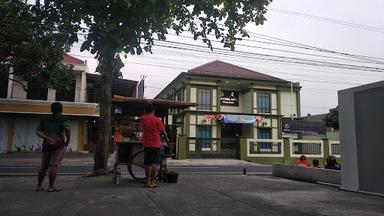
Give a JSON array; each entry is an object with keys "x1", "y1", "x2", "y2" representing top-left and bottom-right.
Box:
[
  {"x1": 281, "y1": 118, "x2": 326, "y2": 136},
  {"x1": 220, "y1": 90, "x2": 239, "y2": 106}
]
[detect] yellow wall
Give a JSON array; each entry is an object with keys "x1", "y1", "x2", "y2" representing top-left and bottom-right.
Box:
[
  {"x1": 212, "y1": 89, "x2": 217, "y2": 111},
  {"x1": 280, "y1": 91, "x2": 298, "y2": 118},
  {"x1": 0, "y1": 102, "x2": 98, "y2": 116},
  {"x1": 271, "y1": 93, "x2": 278, "y2": 115}
]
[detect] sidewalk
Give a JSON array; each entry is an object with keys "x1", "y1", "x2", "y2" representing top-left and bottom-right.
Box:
[
  {"x1": 1, "y1": 174, "x2": 383, "y2": 216},
  {"x1": 0, "y1": 152, "x2": 94, "y2": 166},
  {"x1": 0, "y1": 152, "x2": 265, "y2": 167}
]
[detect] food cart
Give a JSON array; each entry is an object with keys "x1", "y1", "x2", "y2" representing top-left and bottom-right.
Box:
[{"x1": 111, "y1": 95, "x2": 195, "y2": 184}]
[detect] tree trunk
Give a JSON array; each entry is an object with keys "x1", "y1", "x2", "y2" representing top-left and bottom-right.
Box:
[{"x1": 93, "y1": 71, "x2": 112, "y2": 174}]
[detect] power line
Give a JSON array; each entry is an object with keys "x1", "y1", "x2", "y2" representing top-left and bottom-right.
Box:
[
  {"x1": 70, "y1": 41, "x2": 384, "y2": 86},
  {"x1": 210, "y1": 22, "x2": 384, "y2": 64},
  {"x1": 166, "y1": 33, "x2": 382, "y2": 65},
  {"x1": 268, "y1": 7, "x2": 384, "y2": 34},
  {"x1": 152, "y1": 40, "x2": 384, "y2": 73},
  {"x1": 70, "y1": 53, "x2": 365, "y2": 86},
  {"x1": 141, "y1": 45, "x2": 384, "y2": 81},
  {"x1": 246, "y1": 31, "x2": 384, "y2": 64},
  {"x1": 77, "y1": 27, "x2": 384, "y2": 66}
]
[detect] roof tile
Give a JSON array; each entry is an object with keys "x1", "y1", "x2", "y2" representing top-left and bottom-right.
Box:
[
  {"x1": 62, "y1": 54, "x2": 85, "y2": 65},
  {"x1": 189, "y1": 60, "x2": 285, "y2": 81}
]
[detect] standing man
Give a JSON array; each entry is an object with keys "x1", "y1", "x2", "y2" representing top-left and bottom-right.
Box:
[
  {"x1": 140, "y1": 103, "x2": 168, "y2": 188},
  {"x1": 35, "y1": 102, "x2": 70, "y2": 192}
]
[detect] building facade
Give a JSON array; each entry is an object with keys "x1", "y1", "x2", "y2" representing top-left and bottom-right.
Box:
[
  {"x1": 156, "y1": 61, "x2": 301, "y2": 159},
  {"x1": 0, "y1": 54, "x2": 138, "y2": 153}
]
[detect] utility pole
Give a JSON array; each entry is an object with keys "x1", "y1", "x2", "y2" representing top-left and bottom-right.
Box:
[{"x1": 291, "y1": 82, "x2": 294, "y2": 120}]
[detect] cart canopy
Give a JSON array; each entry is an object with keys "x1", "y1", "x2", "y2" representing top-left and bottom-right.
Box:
[{"x1": 113, "y1": 95, "x2": 195, "y2": 117}]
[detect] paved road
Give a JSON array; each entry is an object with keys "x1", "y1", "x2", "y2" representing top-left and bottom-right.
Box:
[
  {"x1": 0, "y1": 165, "x2": 272, "y2": 175},
  {"x1": 0, "y1": 153, "x2": 272, "y2": 175},
  {"x1": 1, "y1": 175, "x2": 383, "y2": 216}
]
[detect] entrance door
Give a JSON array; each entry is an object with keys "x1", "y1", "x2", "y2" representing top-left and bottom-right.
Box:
[{"x1": 221, "y1": 124, "x2": 241, "y2": 159}]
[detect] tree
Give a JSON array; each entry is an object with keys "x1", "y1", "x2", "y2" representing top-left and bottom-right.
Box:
[
  {"x1": 39, "y1": 0, "x2": 272, "y2": 174},
  {"x1": 324, "y1": 106, "x2": 339, "y2": 131},
  {"x1": 0, "y1": 0, "x2": 80, "y2": 90}
]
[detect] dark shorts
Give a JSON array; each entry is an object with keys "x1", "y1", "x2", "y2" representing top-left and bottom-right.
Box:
[
  {"x1": 144, "y1": 147, "x2": 160, "y2": 165},
  {"x1": 40, "y1": 148, "x2": 65, "y2": 171}
]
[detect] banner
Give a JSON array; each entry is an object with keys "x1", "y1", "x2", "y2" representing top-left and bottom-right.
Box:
[
  {"x1": 281, "y1": 118, "x2": 326, "y2": 136},
  {"x1": 204, "y1": 114, "x2": 265, "y2": 124},
  {"x1": 223, "y1": 114, "x2": 256, "y2": 124},
  {"x1": 204, "y1": 114, "x2": 224, "y2": 121}
]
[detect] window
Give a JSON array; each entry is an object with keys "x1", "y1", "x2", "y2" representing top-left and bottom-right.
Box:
[
  {"x1": 258, "y1": 128, "x2": 271, "y2": 139},
  {"x1": 0, "y1": 74, "x2": 8, "y2": 98},
  {"x1": 258, "y1": 128, "x2": 272, "y2": 149},
  {"x1": 56, "y1": 79, "x2": 76, "y2": 102},
  {"x1": 197, "y1": 88, "x2": 211, "y2": 110},
  {"x1": 27, "y1": 77, "x2": 48, "y2": 100},
  {"x1": 257, "y1": 93, "x2": 270, "y2": 113},
  {"x1": 197, "y1": 126, "x2": 211, "y2": 149}
]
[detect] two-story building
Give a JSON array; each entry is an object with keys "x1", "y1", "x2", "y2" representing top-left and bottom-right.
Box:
[
  {"x1": 0, "y1": 54, "x2": 139, "y2": 153},
  {"x1": 156, "y1": 60, "x2": 301, "y2": 159}
]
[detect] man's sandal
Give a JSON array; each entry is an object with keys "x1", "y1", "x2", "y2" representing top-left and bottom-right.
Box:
[
  {"x1": 35, "y1": 187, "x2": 44, "y2": 191},
  {"x1": 47, "y1": 188, "x2": 62, "y2": 192}
]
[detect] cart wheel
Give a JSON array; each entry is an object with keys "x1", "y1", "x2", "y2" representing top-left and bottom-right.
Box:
[
  {"x1": 128, "y1": 150, "x2": 146, "y2": 183},
  {"x1": 113, "y1": 173, "x2": 121, "y2": 185},
  {"x1": 158, "y1": 166, "x2": 168, "y2": 182}
]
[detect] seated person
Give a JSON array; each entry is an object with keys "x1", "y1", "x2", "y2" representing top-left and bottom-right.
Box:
[
  {"x1": 312, "y1": 159, "x2": 321, "y2": 168},
  {"x1": 296, "y1": 155, "x2": 310, "y2": 167},
  {"x1": 325, "y1": 155, "x2": 341, "y2": 170}
]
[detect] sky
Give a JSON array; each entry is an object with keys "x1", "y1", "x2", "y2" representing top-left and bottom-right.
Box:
[{"x1": 69, "y1": 0, "x2": 384, "y2": 115}]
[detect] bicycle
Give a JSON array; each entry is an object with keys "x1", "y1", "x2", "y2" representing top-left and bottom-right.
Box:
[{"x1": 112, "y1": 142, "x2": 171, "y2": 184}]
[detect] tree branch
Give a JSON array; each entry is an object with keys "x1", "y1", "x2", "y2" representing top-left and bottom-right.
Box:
[{"x1": 8, "y1": 77, "x2": 28, "y2": 92}]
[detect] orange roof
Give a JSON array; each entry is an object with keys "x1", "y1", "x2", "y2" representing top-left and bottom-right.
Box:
[{"x1": 62, "y1": 54, "x2": 85, "y2": 65}]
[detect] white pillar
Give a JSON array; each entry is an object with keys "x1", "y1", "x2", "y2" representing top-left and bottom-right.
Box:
[
  {"x1": 11, "y1": 75, "x2": 27, "y2": 99},
  {"x1": 74, "y1": 72, "x2": 82, "y2": 102},
  {"x1": 7, "y1": 68, "x2": 14, "y2": 98},
  {"x1": 79, "y1": 71, "x2": 86, "y2": 102},
  {"x1": 47, "y1": 88, "x2": 56, "y2": 101}
]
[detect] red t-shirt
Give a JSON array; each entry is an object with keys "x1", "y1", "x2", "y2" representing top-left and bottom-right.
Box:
[
  {"x1": 140, "y1": 114, "x2": 165, "y2": 148},
  {"x1": 296, "y1": 160, "x2": 310, "y2": 167}
]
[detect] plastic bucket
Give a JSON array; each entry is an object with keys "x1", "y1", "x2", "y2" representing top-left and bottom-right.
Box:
[{"x1": 166, "y1": 171, "x2": 179, "y2": 183}]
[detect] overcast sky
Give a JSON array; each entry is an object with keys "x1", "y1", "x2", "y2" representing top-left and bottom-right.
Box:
[{"x1": 70, "y1": 0, "x2": 384, "y2": 115}]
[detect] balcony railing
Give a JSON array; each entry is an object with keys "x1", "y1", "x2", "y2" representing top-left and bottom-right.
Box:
[
  {"x1": 187, "y1": 137, "x2": 220, "y2": 153},
  {"x1": 329, "y1": 141, "x2": 341, "y2": 158},
  {"x1": 247, "y1": 139, "x2": 283, "y2": 157},
  {"x1": 290, "y1": 140, "x2": 324, "y2": 158}
]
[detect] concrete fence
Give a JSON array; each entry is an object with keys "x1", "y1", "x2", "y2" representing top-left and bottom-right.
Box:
[
  {"x1": 239, "y1": 137, "x2": 340, "y2": 165},
  {"x1": 272, "y1": 163, "x2": 341, "y2": 185}
]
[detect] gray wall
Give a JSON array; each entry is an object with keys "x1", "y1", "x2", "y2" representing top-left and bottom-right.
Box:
[
  {"x1": 339, "y1": 88, "x2": 359, "y2": 191},
  {"x1": 339, "y1": 81, "x2": 384, "y2": 195},
  {"x1": 354, "y1": 86, "x2": 384, "y2": 194},
  {"x1": 0, "y1": 118, "x2": 10, "y2": 152}
]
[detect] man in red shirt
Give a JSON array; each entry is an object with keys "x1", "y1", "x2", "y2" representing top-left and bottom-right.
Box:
[
  {"x1": 296, "y1": 155, "x2": 310, "y2": 167},
  {"x1": 140, "y1": 103, "x2": 168, "y2": 188}
]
